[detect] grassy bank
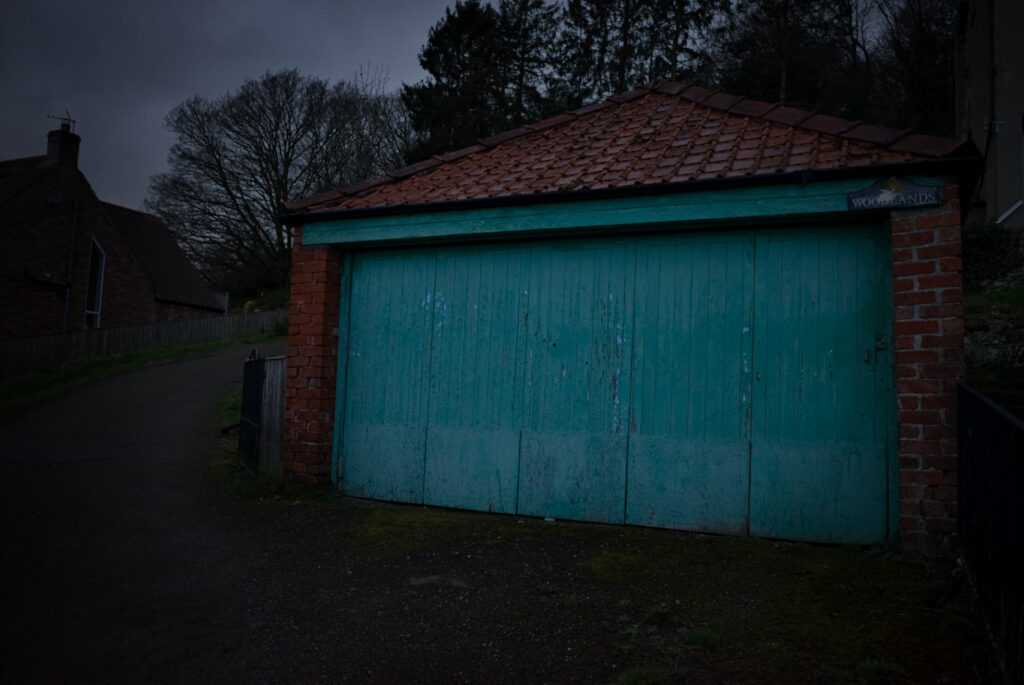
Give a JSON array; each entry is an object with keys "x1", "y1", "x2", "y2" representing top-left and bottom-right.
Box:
[{"x1": 0, "y1": 336, "x2": 284, "y2": 417}]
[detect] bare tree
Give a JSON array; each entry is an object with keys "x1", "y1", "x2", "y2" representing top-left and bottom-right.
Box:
[{"x1": 147, "y1": 69, "x2": 410, "y2": 299}]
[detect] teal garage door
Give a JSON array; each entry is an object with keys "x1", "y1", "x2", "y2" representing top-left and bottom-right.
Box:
[{"x1": 338, "y1": 225, "x2": 894, "y2": 542}]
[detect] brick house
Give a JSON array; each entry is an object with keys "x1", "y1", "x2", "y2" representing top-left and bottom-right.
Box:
[
  {"x1": 281, "y1": 81, "x2": 980, "y2": 553},
  {"x1": 0, "y1": 124, "x2": 223, "y2": 341}
]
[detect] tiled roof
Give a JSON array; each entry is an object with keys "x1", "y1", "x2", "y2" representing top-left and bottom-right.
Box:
[
  {"x1": 102, "y1": 203, "x2": 223, "y2": 312},
  {"x1": 289, "y1": 80, "x2": 972, "y2": 215},
  {"x1": 0, "y1": 155, "x2": 50, "y2": 204}
]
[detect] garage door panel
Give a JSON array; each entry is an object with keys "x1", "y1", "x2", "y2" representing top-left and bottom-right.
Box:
[
  {"x1": 424, "y1": 248, "x2": 527, "y2": 512},
  {"x1": 626, "y1": 234, "x2": 753, "y2": 530},
  {"x1": 749, "y1": 443, "x2": 888, "y2": 542},
  {"x1": 424, "y1": 426, "x2": 520, "y2": 513},
  {"x1": 342, "y1": 251, "x2": 434, "y2": 502},
  {"x1": 517, "y1": 432, "x2": 628, "y2": 523},
  {"x1": 517, "y1": 242, "x2": 633, "y2": 521},
  {"x1": 343, "y1": 423, "x2": 427, "y2": 503},
  {"x1": 626, "y1": 437, "x2": 748, "y2": 533},
  {"x1": 750, "y1": 228, "x2": 892, "y2": 542}
]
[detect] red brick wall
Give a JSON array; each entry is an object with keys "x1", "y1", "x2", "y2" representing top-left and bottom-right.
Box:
[
  {"x1": 891, "y1": 176, "x2": 964, "y2": 553},
  {"x1": 283, "y1": 226, "x2": 342, "y2": 482},
  {"x1": 0, "y1": 165, "x2": 155, "y2": 340}
]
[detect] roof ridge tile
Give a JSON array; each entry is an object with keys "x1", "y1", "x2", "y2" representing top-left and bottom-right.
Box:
[
  {"x1": 571, "y1": 100, "x2": 615, "y2": 116},
  {"x1": 727, "y1": 98, "x2": 775, "y2": 118},
  {"x1": 436, "y1": 144, "x2": 487, "y2": 163},
  {"x1": 524, "y1": 113, "x2": 578, "y2": 132},
  {"x1": 608, "y1": 85, "x2": 651, "y2": 103},
  {"x1": 800, "y1": 113, "x2": 860, "y2": 137},
  {"x1": 887, "y1": 133, "x2": 964, "y2": 158},
  {"x1": 479, "y1": 127, "x2": 533, "y2": 147},
  {"x1": 763, "y1": 105, "x2": 815, "y2": 128},
  {"x1": 653, "y1": 80, "x2": 689, "y2": 95},
  {"x1": 841, "y1": 124, "x2": 912, "y2": 147},
  {"x1": 679, "y1": 84, "x2": 715, "y2": 103}
]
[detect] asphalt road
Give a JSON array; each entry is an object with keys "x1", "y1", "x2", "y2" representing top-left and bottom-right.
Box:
[
  {"x1": 0, "y1": 342, "x2": 318, "y2": 683},
  {"x1": 0, "y1": 341, "x2": 577, "y2": 684}
]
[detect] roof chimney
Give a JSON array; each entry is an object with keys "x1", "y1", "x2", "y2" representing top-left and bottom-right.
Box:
[{"x1": 46, "y1": 122, "x2": 81, "y2": 168}]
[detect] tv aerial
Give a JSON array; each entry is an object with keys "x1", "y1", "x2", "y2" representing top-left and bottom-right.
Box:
[{"x1": 46, "y1": 110, "x2": 76, "y2": 132}]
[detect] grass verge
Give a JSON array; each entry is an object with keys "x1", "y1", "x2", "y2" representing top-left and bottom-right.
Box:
[
  {"x1": 0, "y1": 336, "x2": 284, "y2": 417},
  {"x1": 964, "y1": 286, "x2": 1024, "y2": 314},
  {"x1": 208, "y1": 382, "x2": 334, "y2": 503}
]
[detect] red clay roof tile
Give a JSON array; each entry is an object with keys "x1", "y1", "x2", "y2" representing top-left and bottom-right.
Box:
[
  {"x1": 842, "y1": 124, "x2": 910, "y2": 146},
  {"x1": 764, "y1": 105, "x2": 813, "y2": 127},
  {"x1": 679, "y1": 85, "x2": 715, "y2": 102},
  {"x1": 728, "y1": 99, "x2": 775, "y2": 118},
  {"x1": 801, "y1": 114, "x2": 858, "y2": 136},
  {"x1": 287, "y1": 80, "x2": 973, "y2": 214}
]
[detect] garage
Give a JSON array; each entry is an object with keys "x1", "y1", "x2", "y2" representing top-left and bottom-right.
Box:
[
  {"x1": 282, "y1": 82, "x2": 975, "y2": 550},
  {"x1": 336, "y1": 224, "x2": 893, "y2": 542}
]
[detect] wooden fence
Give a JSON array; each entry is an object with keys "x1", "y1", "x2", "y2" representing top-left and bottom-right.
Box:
[
  {"x1": 958, "y1": 384, "x2": 1023, "y2": 684},
  {"x1": 0, "y1": 310, "x2": 287, "y2": 380}
]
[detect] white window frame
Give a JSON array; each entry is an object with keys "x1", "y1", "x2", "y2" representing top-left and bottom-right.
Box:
[{"x1": 84, "y1": 238, "x2": 105, "y2": 329}]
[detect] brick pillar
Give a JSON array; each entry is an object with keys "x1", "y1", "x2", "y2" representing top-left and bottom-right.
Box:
[
  {"x1": 891, "y1": 177, "x2": 964, "y2": 553},
  {"x1": 283, "y1": 225, "x2": 342, "y2": 483}
]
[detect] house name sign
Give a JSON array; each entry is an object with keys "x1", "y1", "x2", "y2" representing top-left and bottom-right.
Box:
[{"x1": 847, "y1": 177, "x2": 941, "y2": 210}]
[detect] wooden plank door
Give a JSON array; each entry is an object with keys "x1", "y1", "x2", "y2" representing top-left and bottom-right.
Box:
[
  {"x1": 626, "y1": 232, "x2": 755, "y2": 533},
  {"x1": 516, "y1": 239, "x2": 635, "y2": 523},
  {"x1": 341, "y1": 250, "x2": 434, "y2": 503},
  {"x1": 749, "y1": 226, "x2": 894, "y2": 542},
  {"x1": 423, "y1": 247, "x2": 529, "y2": 513}
]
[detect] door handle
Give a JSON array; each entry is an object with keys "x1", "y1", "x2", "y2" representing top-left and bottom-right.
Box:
[{"x1": 865, "y1": 334, "x2": 887, "y2": 370}]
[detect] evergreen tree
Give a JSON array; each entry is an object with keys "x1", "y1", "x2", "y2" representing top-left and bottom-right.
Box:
[
  {"x1": 645, "y1": 0, "x2": 728, "y2": 82},
  {"x1": 499, "y1": 0, "x2": 561, "y2": 126},
  {"x1": 711, "y1": 0, "x2": 845, "y2": 109},
  {"x1": 872, "y1": 0, "x2": 958, "y2": 136},
  {"x1": 551, "y1": 0, "x2": 653, "y2": 106},
  {"x1": 401, "y1": 0, "x2": 506, "y2": 160}
]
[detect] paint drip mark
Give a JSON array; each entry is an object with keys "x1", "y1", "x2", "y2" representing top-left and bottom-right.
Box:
[{"x1": 611, "y1": 367, "x2": 622, "y2": 432}]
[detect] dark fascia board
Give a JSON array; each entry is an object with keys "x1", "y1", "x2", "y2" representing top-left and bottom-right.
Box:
[{"x1": 278, "y1": 155, "x2": 982, "y2": 227}]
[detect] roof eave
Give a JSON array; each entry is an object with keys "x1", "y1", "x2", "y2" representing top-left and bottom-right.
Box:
[{"x1": 279, "y1": 155, "x2": 982, "y2": 227}]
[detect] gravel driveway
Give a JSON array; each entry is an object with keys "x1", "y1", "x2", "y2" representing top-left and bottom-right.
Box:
[{"x1": 0, "y1": 343, "x2": 998, "y2": 683}]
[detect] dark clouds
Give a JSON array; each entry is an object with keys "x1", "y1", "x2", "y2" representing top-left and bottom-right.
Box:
[{"x1": 1, "y1": 0, "x2": 452, "y2": 209}]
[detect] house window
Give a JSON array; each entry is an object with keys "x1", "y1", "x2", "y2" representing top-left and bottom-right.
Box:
[{"x1": 85, "y1": 239, "x2": 105, "y2": 328}]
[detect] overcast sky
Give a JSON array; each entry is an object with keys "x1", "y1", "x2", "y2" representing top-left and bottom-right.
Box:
[{"x1": 1, "y1": 0, "x2": 455, "y2": 210}]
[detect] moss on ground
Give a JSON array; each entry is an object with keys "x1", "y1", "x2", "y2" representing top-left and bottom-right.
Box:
[{"x1": 318, "y1": 498, "x2": 997, "y2": 681}]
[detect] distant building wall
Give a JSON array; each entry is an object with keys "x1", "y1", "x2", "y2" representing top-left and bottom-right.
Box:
[
  {"x1": 958, "y1": 0, "x2": 1024, "y2": 228},
  {"x1": 155, "y1": 300, "x2": 222, "y2": 322},
  {"x1": 0, "y1": 163, "x2": 155, "y2": 340}
]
